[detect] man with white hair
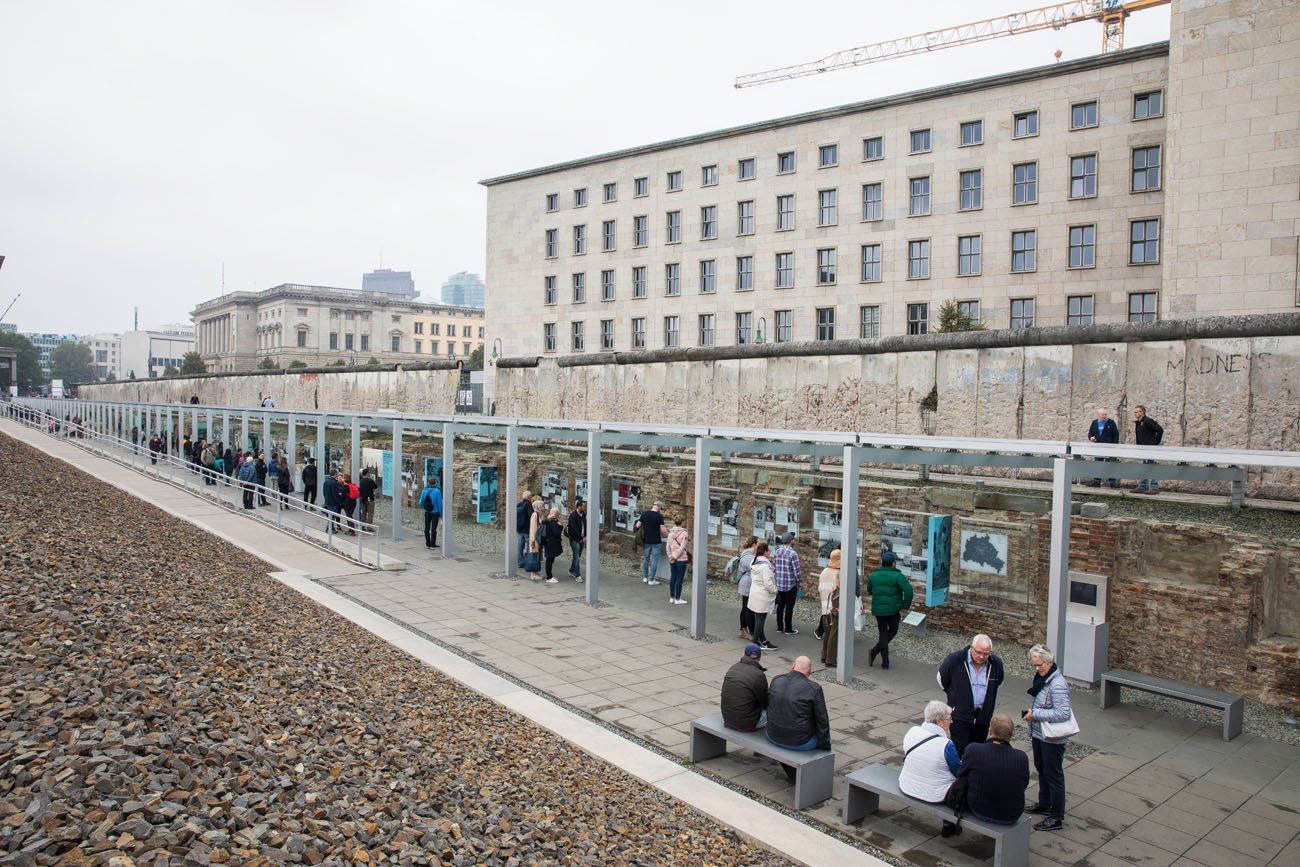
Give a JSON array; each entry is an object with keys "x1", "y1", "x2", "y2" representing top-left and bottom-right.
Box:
[
  {"x1": 938, "y1": 634, "x2": 1005, "y2": 757},
  {"x1": 899, "y1": 699, "x2": 962, "y2": 836},
  {"x1": 1086, "y1": 408, "x2": 1119, "y2": 488}
]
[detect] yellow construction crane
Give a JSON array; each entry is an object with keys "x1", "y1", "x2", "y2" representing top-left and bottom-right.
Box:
[{"x1": 734, "y1": 0, "x2": 1170, "y2": 88}]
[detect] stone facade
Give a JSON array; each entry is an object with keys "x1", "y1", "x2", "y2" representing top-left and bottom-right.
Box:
[{"x1": 482, "y1": 0, "x2": 1298, "y2": 366}]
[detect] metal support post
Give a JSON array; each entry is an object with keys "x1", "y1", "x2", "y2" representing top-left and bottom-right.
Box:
[
  {"x1": 391, "y1": 420, "x2": 403, "y2": 541},
  {"x1": 192, "y1": 406, "x2": 200, "y2": 441},
  {"x1": 206, "y1": 408, "x2": 214, "y2": 442},
  {"x1": 241, "y1": 411, "x2": 250, "y2": 450},
  {"x1": 286, "y1": 413, "x2": 297, "y2": 488},
  {"x1": 350, "y1": 417, "x2": 361, "y2": 479},
  {"x1": 1045, "y1": 457, "x2": 1072, "y2": 665},
  {"x1": 222, "y1": 412, "x2": 230, "y2": 449},
  {"x1": 315, "y1": 416, "x2": 326, "y2": 504},
  {"x1": 262, "y1": 413, "x2": 271, "y2": 456},
  {"x1": 505, "y1": 425, "x2": 519, "y2": 576},
  {"x1": 442, "y1": 422, "x2": 455, "y2": 557},
  {"x1": 585, "y1": 430, "x2": 601, "y2": 603},
  {"x1": 1231, "y1": 469, "x2": 1246, "y2": 510},
  {"x1": 837, "y1": 445, "x2": 861, "y2": 684},
  {"x1": 690, "y1": 437, "x2": 711, "y2": 639}
]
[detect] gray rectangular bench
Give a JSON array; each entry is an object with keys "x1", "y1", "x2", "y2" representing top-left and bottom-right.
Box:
[
  {"x1": 689, "y1": 713, "x2": 834, "y2": 809},
  {"x1": 1099, "y1": 668, "x2": 1243, "y2": 741},
  {"x1": 843, "y1": 763, "x2": 1029, "y2": 867}
]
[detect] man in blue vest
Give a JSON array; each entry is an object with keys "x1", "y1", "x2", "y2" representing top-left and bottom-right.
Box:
[
  {"x1": 1086, "y1": 408, "x2": 1119, "y2": 488},
  {"x1": 419, "y1": 476, "x2": 444, "y2": 548}
]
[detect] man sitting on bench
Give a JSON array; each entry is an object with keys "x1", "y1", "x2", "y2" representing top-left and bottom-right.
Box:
[
  {"x1": 957, "y1": 714, "x2": 1029, "y2": 826},
  {"x1": 720, "y1": 643, "x2": 769, "y2": 732},
  {"x1": 900, "y1": 700, "x2": 962, "y2": 836},
  {"x1": 766, "y1": 656, "x2": 832, "y2": 780}
]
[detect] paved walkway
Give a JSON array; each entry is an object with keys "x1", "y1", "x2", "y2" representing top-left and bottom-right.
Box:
[{"x1": 10, "y1": 418, "x2": 1300, "y2": 866}]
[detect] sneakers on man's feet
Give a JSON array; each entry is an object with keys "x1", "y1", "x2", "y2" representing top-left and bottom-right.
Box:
[
  {"x1": 814, "y1": 628, "x2": 825, "y2": 640},
  {"x1": 1024, "y1": 804, "x2": 1051, "y2": 815},
  {"x1": 545, "y1": 577, "x2": 558, "y2": 584},
  {"x1": 784, "y1": 628, "x2": 799, "y2": 636},
  {"x1": 867, "y1": 647, "x2": 878, "y2": 667},
  {"x1": 1033, "y1": 818, "x2": 1063, "y2": 832},
  {"x1": 647, "y1": 579, "x2": 661, "y2": 586},
  {"x1": 575, "y1": 576, "x2": 584, "y2": 583},
  {"x1": 759, "y1": 641, "x2": 779, "y2": 651}
]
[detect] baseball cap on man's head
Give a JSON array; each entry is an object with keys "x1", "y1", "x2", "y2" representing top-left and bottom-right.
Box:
[
  {"x1": 779, "y1": 531, "x2": 795, "y2": 544},
  {"x1": 881, "y1": 550, "x2": 897, "y2": 566},
  {"x1": 744, "y1": 642, "x2": 763, "y2": 659}
]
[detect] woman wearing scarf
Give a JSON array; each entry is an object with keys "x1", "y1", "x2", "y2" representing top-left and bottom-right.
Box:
[
  {"x1": 818, "y1": 549, "x2": 841, "y2": 667},
  {"x1": 1024, "y1": 644, "x2": 1073, "y2": 831}
]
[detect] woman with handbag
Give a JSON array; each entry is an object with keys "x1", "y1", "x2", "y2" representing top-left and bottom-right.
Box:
[
  {"x1": 539, "y1": 508, "x2": 565, "y2": 584},
  {"x1": 526, "y1": 497, "x2": 545, "y2": 582},
  {"x1": 819, "y1": 549, "x2": 841, "y2": 667},
  {"x1": 746, "y1": 543, "x2": 778, "y2": 651},
  {"x1": 736, "y1": 536, "x2": 758, "y2": 639},
  {"x1": 665, "y1": 518, "x2": 690, "y2": 605},
  {"x1": 1024, "y1": 643, "x2": 1075, "y2": 832}
]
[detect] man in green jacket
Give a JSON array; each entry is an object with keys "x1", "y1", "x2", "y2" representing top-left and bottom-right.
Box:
[{"x1": 866, "y1": 551, "x2": 914, "y2": 669}]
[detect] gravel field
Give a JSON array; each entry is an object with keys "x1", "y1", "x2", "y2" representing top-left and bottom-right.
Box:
[{"x1": 0, "y1": 433, "x2": 791, "y2": 866}]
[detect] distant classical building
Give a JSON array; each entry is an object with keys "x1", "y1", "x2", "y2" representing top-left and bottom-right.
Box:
[
  {"x1": 120, "y1": 325, "x2": 195, "y2": 379},
  {"x1": 192, "y1": 284, "x2": 485, "y2": 372},
  {"x1": 362, "y1": 269, "x2": 417, "y2": 299},
  {"x1": 439, "y1": 271, "x2": 486, "y2": 308}
]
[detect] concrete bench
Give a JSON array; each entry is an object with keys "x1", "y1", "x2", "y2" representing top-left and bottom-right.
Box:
[
  {"x1": 843, "y1": 763, "x2": 1029, "y2": 867},
  {"x1": 688, "y1": 714, "x2": 834, "y2": 809},
  {"x1": 1100, "y1": 668, "x2": 1243, "y2": 741}
]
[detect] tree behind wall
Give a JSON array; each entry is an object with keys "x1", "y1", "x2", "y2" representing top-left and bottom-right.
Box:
[
  {"x1": 257, "y1": 356, "x2": 279, "y2": 370},
  {"x1": 180, "y1": 351, "x2": 207, "y2": 375},
  {"x1": 0, "y1": 333, "x2": 45, "y2": 391},
  {"x1": 934, "y1": 300, "x2": 986, "y2": 333},
  {"x1": 466, "y1": 346, "x2": 484, "y2": 370},
  {"x1": 50, "y1": 341, "x2": 95, "y2": 383}
]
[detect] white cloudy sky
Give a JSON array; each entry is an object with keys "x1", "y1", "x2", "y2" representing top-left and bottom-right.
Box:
[{"x1": 0, "y1": 0, "x2": 1171, "y2": 334}]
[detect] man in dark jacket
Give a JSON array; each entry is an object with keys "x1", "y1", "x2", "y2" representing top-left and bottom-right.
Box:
[
  {"x1": 516, "y1": 490, "x2": 533, "y2": 571},
  {"x1": 301, "y1": 458, "x2": 318, "y2": 505},
  {"x1": 1133, "y1": 404, "x2": 1164, "y2": 493},
  {"x1": 1086, "y1": 408, "x2": 1119, "y2": 488},
  {"x1": 323, "y1": 472, "x2": 342, "y2": 531},
  {"x1": 566, "y1": 500, "x2": 587, "y2": 580},
  {"x1": 766, "y1": 656, "x2": 831, "y2": 756},
  {"x1": 358, "y1": 468, "x2": 377, "y2": 526},
  {"x1": 237, "y1": 455, "x2": 258, "y2": 510},
  {"x1": 721, "y1": 643, "x2": 769, "y2": 732},
  {"x1": 254, "y1": 452, "x2": 269, "y2": 505},
  {"x1": 956, "y1": 714, "x2": 1029, "y2": 825},
  {"x1": 938, "y1": 634, "x2": 1005, "y2": 757},
  {"x1": 867, "y1": 551, "x2": 914, "y2": 669}
]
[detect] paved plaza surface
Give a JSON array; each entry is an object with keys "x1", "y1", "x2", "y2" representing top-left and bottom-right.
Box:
[{"x1": 9, "y1": 418, "x2": 1300, "y2": 866}]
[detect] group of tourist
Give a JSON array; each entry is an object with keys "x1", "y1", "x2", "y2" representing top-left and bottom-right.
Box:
[
  {"x1": 515, "y1": 490, "x2": 589, "y2": 584},
  {"x1": 720, "y1": 633, "x2": 1074, "y2": 832},
  {"x1": 1085, "y1": 406, "x2": 1165, "y2": 491},
  {"x1": 322, "y1": 466, "x2": 376, "y2": 535}
]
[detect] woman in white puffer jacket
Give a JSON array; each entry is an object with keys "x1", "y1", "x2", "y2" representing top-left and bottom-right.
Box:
[{"x1": 746, "y1": 542, "x2": 778, "y2": 650}]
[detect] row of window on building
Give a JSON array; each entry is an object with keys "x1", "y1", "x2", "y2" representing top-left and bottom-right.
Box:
[
  {"x1": 412, "y1": 322, "x2": 481, "y2": 337},
  {"x1": 544, "y1": 145, "x2": 1161, "y2": 257},
  {"x1": 544, "y1": 92, "x2": 1164, "y2": 214},
  {"x1": 543, "y1": 218, "x2": 1160, "y2": 306},
  {"x1": 542, "y1": 292, "x2": 1158, "y2": 353},
  {"x1": 319, "y1": 331, "x2": 477, "y2": 356}
]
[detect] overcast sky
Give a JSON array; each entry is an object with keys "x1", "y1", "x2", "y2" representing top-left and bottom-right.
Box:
[{"x1": 0, "y1": 0, "x2": 1171, "y2": 335}]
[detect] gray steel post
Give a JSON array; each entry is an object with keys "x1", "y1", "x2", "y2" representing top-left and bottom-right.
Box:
[
  {"x1": 241, "y1": 411, "x2": 250, "y2": 450},
  {"x1": 441, "y1": 423, "x2": 455, "y2": 557},
  {"x1": 206, "y1": 408, "x2": 214, "y2": 441},
  {"x1": 315, "y1": 416, "x2": 326, "y2": 504},
  {"x1": 350, "y1": 417, "x2": 361, "y2": 479},
  {"x1": 222, "y1": 411, "x2": 230, "y2": 449},
  {"x1": 193, "y1": 406, "x2": 200, "y2": 441},
  {"x1": 837, "y1": 445, "x2": 861, "y2": 684},
  {"x1": 391, "y1": 420, "x2": 403, "y2": 541},
  {"x1": 505, "y1": 425, "x2": 519, "y2": 576},
  {"x1": 585, "y1": 430, "x2": 601, "y2": 603},
  {"x1": 690, "y1": 437, "x2": 711, "y2": 639},
  {"x1": 286, "y1": 413, "x2": 297, "y2": 489},
  {"x1": 1046, "y1": 457, "x2": 1072, "y2": 668},
  {"x1": 262, "y1": 413, "x2": 271, "y2": 455}
]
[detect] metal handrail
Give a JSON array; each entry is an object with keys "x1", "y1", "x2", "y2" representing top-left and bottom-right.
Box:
[{"x1": 8, "y1": 404, "x2": 382, "y2": 570}]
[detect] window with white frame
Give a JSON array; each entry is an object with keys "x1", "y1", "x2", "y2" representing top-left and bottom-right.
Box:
[
  {"x1": 1067, "y1": 295, "x2": 1093, "y2": 326},
  {"x1": 860, "y1": 244, "x2": 882, "y2": 282},
  {"x1": 1011, "y1": 230, "x2": 1037, "y2": 272},
  {"x1": 817, "y1": 248, "x2": 837, "y2": 285},
  {"x1": 632, "y1": 265, "x2": 647, "y2": 298},
  {"x1": 544, "y1": 275, "x2": 557, "y2": 305},
  {"x1": 631, "y1": 317, "x2": 646, "y2": 348},
  {"x1": 862, "y1": 182, "x2": 882, "y2": 221},
  {"x1": 1129, "y1": 291, "x2": 1158, "y2": 323},
  {"x1": 546, "y1": 193, "x2": 558, "y2": 211},
  {"x1": 573, "y1": 224, "x2": 586, "y2": 254},
  {"x1": 603, "y1": 182, "x2": 617, "y2": 203},
  {"x1": 701, "y1": 164, "x2": 718, "y2": 186},
  {"x1": 736, "y1": 311, "x2": 753, "y2": 344},
  {"x1": 601, "y1": 269, "x2": 615, "y2": 301},
  {"x1": 699, "y1": 259, "x2": 716, "y2": 293},
  {"x1": 909, "y1": 176, "x2": 931, "y2": 216},
  {"x1": 739, "y1": 157, "x2": 756, "y2": 180},
  {"x1": 859, "y1": 305, "x2": 880, "y2": 339},
  {"x1": 1068, "y1": 225, "x2": 1096, "y2": 269},
  {"x1": 600, "y1": 319, "x2": 615, "y2": 349},
  {"x1": 818, "y1": 188, "x2": 838, "y2": 225},
  {"x1": 957, "y1": 234, "x2": 982, "y2": 276},
  {"x1": 571, "y1": 320, "x2": 585, "y2": 350},
  {"x1": 959, "y1": 169, "x2": 982, "y2": 211},
  {"x1": 816, "y1": 307, "x2": 836, "y2": 341},
  {"x1": 1130, "y1": 218, "x2": 1160, "y2": 264},
  {"x1": 736, "y1": 255, "x2": 753, "y2": 290},
  {"x1": 698, "y1": 314, "x2": 715, "y2": 346},
  {"x1": 602, "y1": 219, "x2": 617, "y2": 251},
  {"x1": 777, "y1": 151, "x2": 796, "y2": 173},
  {"x1": 776, "y1": 194, "x2": 794, "y2": 230},
  {"x1": 634, "y1": 176, "x2": 648, "y2": 197},
  {"x1": 775, "y1": 309, "x2": 792, "y2": 343},
  {"x1": 667, "y1": 170, "x2": 682, "y2": 192},
  {"x1": 1131, "y1": 145, "x2": 1161, "y2": 192},
  {"x1": 1010, "y1": 298, "x2": 1035, "y2": 329},
  {"x1": 1071, "y1": 100, "x2": 1098, "y2": 130},
  {"x1": 737, "y1": 200, "x2": 755, "y2": 235},
  {"x1": 1013, "y1": 110, "x2": 1038, "y2": 138},
  {"x1": 1133, "y1": 90, "x2": 1163, "y2": 120},
  {"x1": 574, "y1": 187, "x2": 587, "y2": 207},
  {"x1": 819, "y1": 144, "x2": 838, "y2": 167},
  {"x1": 908, "y1": 239, "x2": 930, "y2": 279},
  {"x1": 910, "y1": 128, "x2": 931, "y2": 153},
  {"x1": 863, "y1": 136, "x2": 883, "y2": 160},
  {"x1": 545, "y1": 228, "x2": 557, "y2": 258},
  {"x1": 665, "y1": 262, "x2": 680, "y2": 295},
  {"x1": 664, "y1": 315, "x2": 680, "y2": 347},
  {"x1": 775, "y1": 252, "x2": 794, "y2": 288},
  {"x1": 1070, "y1": 154, "x2": 1098, "y2": 198},
  {"x1": 633, "y1": 215, "x2": 648, "y2": 247},
  {"x1": 701, "y1": 205, "x2": 717, "y2": 239},
  {"x1": 907, "y1": 302, "x2": 928, "y2": 335},
  {"x1": 1013, "y1": 162, "x2": 1038, "y2": 204},
  {"x1": 572, "y1": 272, "x2": 586, "y2": 302},
  {"x1": 960, "y1": 119, "x2": 983, "y2": 146},
  {"x1": 957, "y1": 300, "x2": 981, "y2": 325},
  {"x1": 666, "y1": 210, "x2": 681, "y2": 243},
  {"x1": 543, "y1": 323, "x2": 556, "y2": 352}
]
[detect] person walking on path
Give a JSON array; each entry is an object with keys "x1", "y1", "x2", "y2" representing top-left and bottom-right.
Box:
[
  {"x1": 736, "y1": 536, "x2": 759, "y2": 640},
  {"x1": 1086, "y1": 408, "x2": 1120, "y2": 487},
  {"x1": 267, "y1": 452, "x2": 281, "y2": 496},
  {"x1": 223, "y1": 446, "x2": 235, "y2": 483},
  {"x1": 148, "y1": 434, "x2": 162, "y2": 466},
  {"x1": 1133, "y1": 405, "x2": 1164, "y2": 493},
  {"x1": 357, "y1": 468, "x2": 376, "y2": 526},
  {"x1": 237, "y1": 454, "x2": 258, "y2": 510},
  {"x1": 323, "y1": 471, "x2": 343, "y2": 532},
  {"x1": 201, "y1": 442, "x2": 217, "y2": 485},
  {"x1": 819, "y1": 549, "x2": 841, "y2": 668},
  {"x1": 1024, "y1": 644, "x2": 1074, "y2": 832},
  {"x1": 867, "y1": 550, "x2": 913, "y2": 669},
  {"x1": 747, "y1": 542, "x2": 778, "y2": 651},
  {"x1": 666, "y1": 517, "x2": 690, "y2": 605},
  {"x1": 527, "y1": 497, "x2": 545, "y2": 582},
  {"x1": 301, "y1": 458, "x2": 318, "y2": 505},
  {"x1": 341, "y1": 473, "x2": 359, "y2": 535},
  {"x1": 254, "y1": 452, "x2": 269, "y2": 506},
  {"x1": 538, "y1": 507, "x2": 565, "y2": 584},
  {"x1": 635, "y1": 502, "x2": 666, "y2": 586},
  {"x1": 566, "y1": 500, "x2": 587, "y2": 581},
  {"x1": 278, "y1": 459, "x2": 295, "y2": 504},
  {"x1": 418, "y1": 477, "x2": 444, "y2": 548},
  {"x1": 515, "y1": 490, "x2": 533, "y2": 571},
  {"x1": 771, "y1": 531, "x2": 803, "y2": 635},
  {"x1": 938, "y1": 634, "x2": 1005, "y2": 757}
]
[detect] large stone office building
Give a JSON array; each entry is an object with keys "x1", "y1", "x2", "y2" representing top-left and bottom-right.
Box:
[
  {"x1": 481, "y1": 0, "x2": 1298, "y2": 359},
  {"x1": 193, "y1": 284, "x2": 485, "y2": 372}
]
